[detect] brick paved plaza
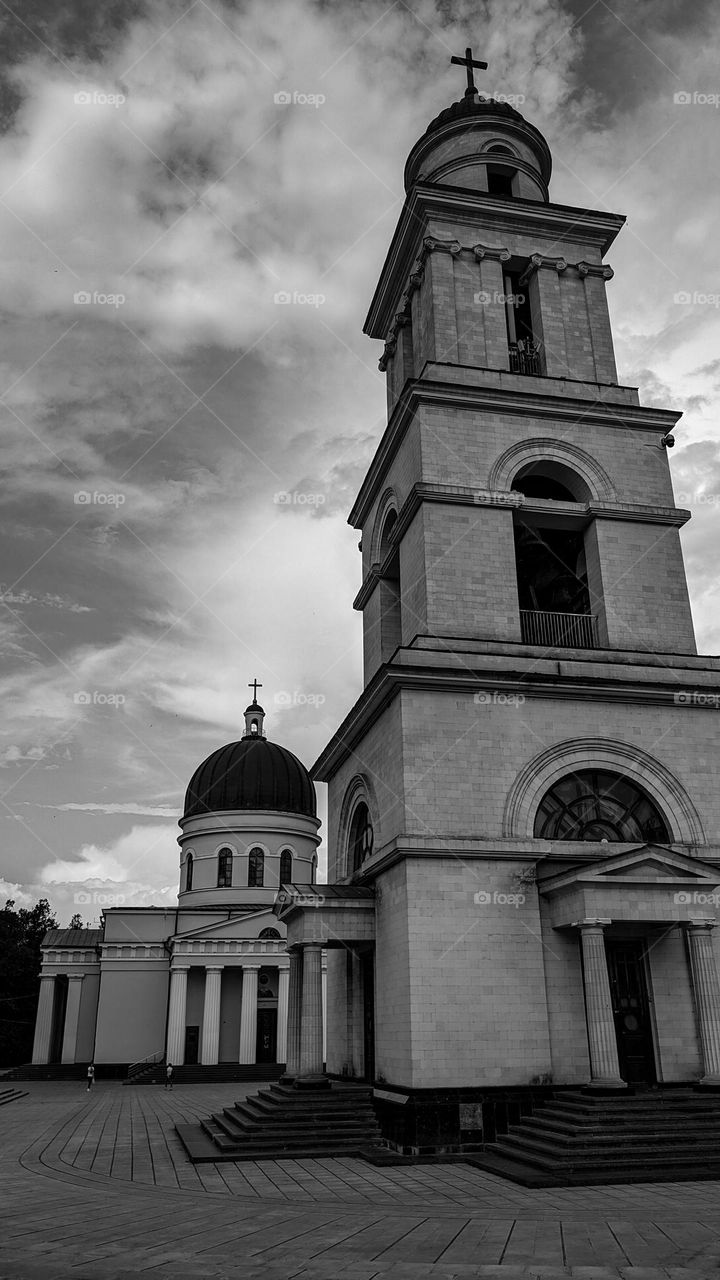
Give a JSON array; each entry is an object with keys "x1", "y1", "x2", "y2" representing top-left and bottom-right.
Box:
[{"x1": 1, "y1": 1083, "x2": 720, "y2": 1279}]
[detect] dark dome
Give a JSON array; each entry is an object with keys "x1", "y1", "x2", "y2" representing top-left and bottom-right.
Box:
[
  {"x1": 425, "y1": 94, "x2": 526, "y2": 134},
  {"x1": 404, "y1": 94, "x2": 552, "y2": 192},
  {"x1": 184, "y1": 738, "x2": 316, "y2": 820}
]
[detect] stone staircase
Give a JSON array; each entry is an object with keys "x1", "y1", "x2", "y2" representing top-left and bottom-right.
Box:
[
  {"x1": 473, "y1": 1087, "x2": 720, "y2": 1186},
  {"x1": 0, "y1": 1085, "x2": 28, "y2": 1106},
  {"x1": 125, "y1": 1062, "x2": 283, "y2": 1086},
  {"x1": 177, "y1": 1080, "x2": 382, "y2": 1162}
]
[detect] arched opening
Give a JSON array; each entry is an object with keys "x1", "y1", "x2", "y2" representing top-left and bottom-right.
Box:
[
  {"x1": 348, "y1": 802, "x2": 374, "y2": 874},
  {"x1": 534, "y1": 769, "x2": 671, "y2": 842},
  {"x1": 279, "y1": 849, "x2": 292, "y2": 885},
  {"x1": 248, "y1": 847, "x2": 265, "y2": 888},
  {"x1": 378, "y1": 508, "x2": 401, "y2": 662},
  {"x1": 486, "y1": 162, "x2": 516, "y2": 197},
  {"x1": 185, "y1": 851, "x2": 194, "y2": 891},
  {"x1": 217, "y1": 847, "x2": 233, "y2": 887},
  {"x1": 259, "y1": 927, "x2": 281, "y2": 940},
  {"x1": 512, "y1": 462, "x2": 598, "y2": 648}
]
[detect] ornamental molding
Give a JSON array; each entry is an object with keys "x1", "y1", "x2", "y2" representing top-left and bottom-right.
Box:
[
  {"x1": 172, "y1": 938, "x2": 287, "y2": 957},
  {"x1": 101, "y1": 944, "x2": 166, "y2": 961},
  {"x1": 42, "y1": 949, "x2": 99, "y2": 965},
  {"x1": 472, "y1": 243, "x2": 511, "y2": 262}
]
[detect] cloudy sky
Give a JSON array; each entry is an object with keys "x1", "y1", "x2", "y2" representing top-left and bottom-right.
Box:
[{"x1": 0, "y1": 0, "x2": 718, "y2": 924}]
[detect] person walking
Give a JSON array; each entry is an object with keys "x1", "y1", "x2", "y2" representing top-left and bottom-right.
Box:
[
  {"x1": 164, "y1": 1062, "x2": 173, "y2": 1090},
  {"x1": 86, "y1": 1063, "x2": 95, "y2": 1091}
]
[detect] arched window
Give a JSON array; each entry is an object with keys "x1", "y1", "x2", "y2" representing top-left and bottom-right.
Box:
[
  {"x1": 185, "y1": 852, "x2": 194, "y2": 891},
  {"x1": 259, "y1": 927, "x2": 281, "y2": 940},
  {"x1": 378, "y1": 509, "x2": 401, "y2": 662},
  {"x1": 534, "y1": 770, "x2": 670, "y2": 843},
  {"x1": 217, "y1": 847, "x2": 233, "y2": 887},
  {"x1": 248, "y1": 847, "x2": 265, "y2": 887},
  {"x1": 487, "y1": 144, "x2": 514, "y2": 156},
  {"x1": 279, "y1": 849, "x2": 292, "y2": 885},
  {"x1": 511, "y1": 461, "x2": 590, "y2": 503},
  {"x1": 348, "y1": 802, "x2": 374, "y2": 874}
]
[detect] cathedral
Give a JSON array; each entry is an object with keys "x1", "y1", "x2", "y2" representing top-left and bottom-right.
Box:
[
  {"x1": 33, "y1": 58, "x2": 720, "y2": 1155},
  {"x1": 31, "y1": 697, "x2": 324, "y2": 1073}
]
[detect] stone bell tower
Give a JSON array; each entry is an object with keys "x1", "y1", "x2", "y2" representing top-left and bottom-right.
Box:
[{"x1": 308, "y1": 53, "x2": 720, "y2": 1153}]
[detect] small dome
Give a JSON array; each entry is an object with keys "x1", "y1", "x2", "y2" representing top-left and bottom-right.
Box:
[
  {"x1": 184, "y1": 737, "x2": 316, "y2": 820},
  {"x1": 404, "y1": 93, "x2": 552, "y2": 196}
]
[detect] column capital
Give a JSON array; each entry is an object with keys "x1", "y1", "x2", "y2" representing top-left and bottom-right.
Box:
[
  {"x1": 572, "y1": 918, "x2": 612, "y2": 931},
  {"x1": 67, "y1": 972, "x2": 85, "y2": 982},
  {"x1": 241, "y1": 962, "x2": 262, "y2": 972},
  {"x1": 472, "y1": 242, "x2": 511, "y2": 263},
  {"x1": 687, "y1": 918, "x2": 717, "y2": 931},
  {"x1": 204, "y1": 965, "x2": 225, "y2": 972},
  {"x1": 170, "y1": 963, "x2": 191, "y2": 972},
  {"x1": 576, "y1": 260, "x2": 614, "y2": 280},
  {"x1": 422, "y1": 234, "x2": 462, "y2": 257}
]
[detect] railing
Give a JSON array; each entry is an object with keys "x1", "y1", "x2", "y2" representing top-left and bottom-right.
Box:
[
  {"x1": 126, "y1": 1049, "x2": 164, "y2": 1080},
  {"x1": 520, "y1": 609, "x2": 598, "y2": 649},
  {"x1": 509, "y1": 341, "x2": 542, "y2": 376}
]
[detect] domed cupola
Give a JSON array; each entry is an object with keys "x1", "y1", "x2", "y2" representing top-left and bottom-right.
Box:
[
  {"x1": 177, "y1": 682, "x2": 320, "y2": 906},
  {"x1": 183, "y1": 696, "x2": 316, "y2": 819},
  {"x1": 404, "y1": 48, "x2": 552, "y2": 200}
]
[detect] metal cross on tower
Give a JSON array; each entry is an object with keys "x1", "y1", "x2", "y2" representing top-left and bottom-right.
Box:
[
  {"x1": 450, "y1": 46, "x2": 488, "y2": 96},
  {"x1": 248, "y1": 678, "x2": 263, "y2": 702}
]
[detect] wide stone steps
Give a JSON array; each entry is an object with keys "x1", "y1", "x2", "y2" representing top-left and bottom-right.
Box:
[
  {"x1": 473, "y1": 1088, "x2": 720, "y2": 1187},
  {"x1": 177, "y1": 1080, "x2": 383, "y2": 1163},
  {"x1": 0, "y1": 1087, "x2": 28, "y2": 1106}
]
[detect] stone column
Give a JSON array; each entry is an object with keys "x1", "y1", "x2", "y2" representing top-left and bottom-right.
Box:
[
  {"x1": 166, "y1": 965, "x2": 189, "y2": 1066},
  {"x1": 281, "y1": 949, "x2": 303, "y2": 1081},
  {"x1": 296, "y1": 944, "x2": 328, "y2": 1089},
  {"x1": 575, "y1": 920, "x2": 626, "y2": 1090},
  {"x1": 32, "y1": 974, "x2": 56, "y2": 1064},
  {"x1": 61, "y1": 974, "x2": 84, "y2": 1064},
  {"x1": 322, "y1": 966, "x2": 327, "y2": 1064},
  {"x1": 276, "y1": 965, "x2": 289, "y2": 1065},
  {"x1": 200, "y1": 967, "x2": 223, "y2": 1065},
  {"x1": 238, "y1": 965, "x2": 259, "y2": 1064},
  {"x1": 686, "y1": 920, "x2": 720, "y2": 1086}
]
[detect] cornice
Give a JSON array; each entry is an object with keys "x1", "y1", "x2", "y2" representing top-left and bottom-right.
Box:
[
  {"x1": 311, "y1": 653, "x2": 720, "y2": 781},
  {"x1": 348, "y1": 379, "x2": 682, "y2": 529},
  {"x1": 365, "y1": 183, "x2": 625, "y2": 339}
]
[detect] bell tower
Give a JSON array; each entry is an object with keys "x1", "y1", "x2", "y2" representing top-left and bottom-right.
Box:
[{"x1": 312, "y1": 54, "x2": 720, "y2": 1139}]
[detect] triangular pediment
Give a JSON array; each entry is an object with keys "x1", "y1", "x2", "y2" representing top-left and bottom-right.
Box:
[
  {"x1": 172, "y1": 907, "x2": 281, "y2": 943},
  {"x1": 540, "y1": 845, "x2": 720, "y2": 896}
]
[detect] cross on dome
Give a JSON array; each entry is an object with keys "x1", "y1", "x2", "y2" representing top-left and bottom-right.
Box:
[{"x1": 450, "y1": 46, "x2": 488, "y2": 97}]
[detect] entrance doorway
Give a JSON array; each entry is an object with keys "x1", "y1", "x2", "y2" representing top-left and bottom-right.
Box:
[
  {"x1": 256, "y1": 1009, "x2": 277, "y2": 1062},
  {"x1": 184, "y1": 1025, "x2": 199, "y2": 1064},
  {"x1": 606, "y1": 939, "x2": 656, "y2": 1084},
  {"x1": 361, "y1": 951, "x2": 375, "y2": 1084}
]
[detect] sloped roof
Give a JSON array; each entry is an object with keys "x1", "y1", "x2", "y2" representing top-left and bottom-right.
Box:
[{"x1": 43, "y1": 928, "x2": 102, "y2": 947}]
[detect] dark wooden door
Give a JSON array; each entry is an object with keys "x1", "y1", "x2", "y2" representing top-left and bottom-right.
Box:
[
  {"x1": 256, "y1": 1009, "x2": 277, "y2": 1063},
  {"x1": 184, "y1": 1025, "x2": 199, "y2": 1065},
  {"x1": 606, "y1": 940, "x2": 656, "y2": 1084},
  {"x1": 362, "y1": 951, "x2": 375, "y2": 1084}
]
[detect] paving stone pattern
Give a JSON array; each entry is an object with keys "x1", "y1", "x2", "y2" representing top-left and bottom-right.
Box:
[{"x1": 1, "y1": 1083, "x2": 720, "y2": 1278}]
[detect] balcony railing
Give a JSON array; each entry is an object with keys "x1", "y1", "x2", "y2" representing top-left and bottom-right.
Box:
[
  {"x1": 509, "y1": 340, "x2": 542, "y2": 376},
  {"x1": 520, "y1": 609, "x2": 598, "y2": 649}
]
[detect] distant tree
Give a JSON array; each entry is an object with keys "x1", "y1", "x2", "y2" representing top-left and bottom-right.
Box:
[
  {"x1": 68, "y1": 913, "x2": 84, "y2": 929},
  {"x1": 0, "y1": 898, "x2": 57, "y2": 1067}
]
